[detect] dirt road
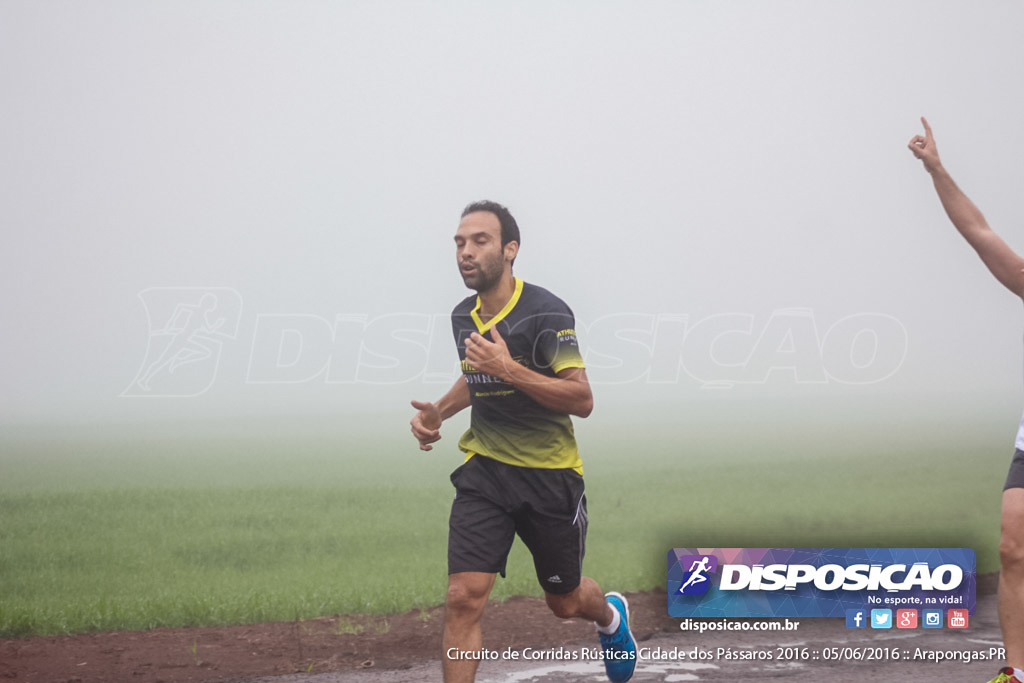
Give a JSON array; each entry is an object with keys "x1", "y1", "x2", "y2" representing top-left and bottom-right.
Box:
[
  {"x1": 231, "y1": 593, "x2": 1006, "y2": 683},
  {"x1": 2, "y1": 586, "x2": 1004, "y2": 683}
]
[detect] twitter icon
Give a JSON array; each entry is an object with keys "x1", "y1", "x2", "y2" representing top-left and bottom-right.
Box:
[{"x1": 870, "y1": 609, "x2": 893, "y2": 629}]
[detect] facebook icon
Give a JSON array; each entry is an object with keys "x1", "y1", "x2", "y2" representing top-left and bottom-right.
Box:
[{"x1": 845, "y1": 609, "x2": 867, "y2": 629}]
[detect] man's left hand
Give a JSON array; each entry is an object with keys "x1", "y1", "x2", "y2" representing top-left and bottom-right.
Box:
[{"x1": 465, "y1": 325, "x2": 515, "y2": 382}]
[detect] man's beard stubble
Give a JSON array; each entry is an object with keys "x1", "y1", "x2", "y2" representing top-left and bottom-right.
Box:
[{"x1": 460, "y1": 253, "x2": 505, "y2": 293}]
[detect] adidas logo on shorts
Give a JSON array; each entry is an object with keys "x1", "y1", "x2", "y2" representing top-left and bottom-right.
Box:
[{"x1": 547, "y1": 575, "x2": 562, "y2": 583}]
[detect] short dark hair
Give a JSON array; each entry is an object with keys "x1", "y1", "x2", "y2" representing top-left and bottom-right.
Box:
[{"x1": 461, "y1": 200, "x2": 521, "y2": 251}]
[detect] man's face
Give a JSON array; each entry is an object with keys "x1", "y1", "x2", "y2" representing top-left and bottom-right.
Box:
[{"x1": 454, "y1": 211, "x2": 512, "y2": 292}]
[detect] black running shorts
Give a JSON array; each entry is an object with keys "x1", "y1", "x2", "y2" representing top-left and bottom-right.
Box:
[
  {"x1": 1005, "y1": 448, "x2": 1024, "y2": 491},
  {"x1": 448, "y1": 455, "x2": 587, "y2": 595}
]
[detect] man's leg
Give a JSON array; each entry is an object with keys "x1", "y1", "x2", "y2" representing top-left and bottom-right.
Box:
[
  {"x1": 514, "y1": 466, "x2": 636, "y2": 682},
  {"x1": 1000, "y1": 488, "x2": 1024, "y2": 669},
  {"x1": 546, "y1": 578, "x2": 636, "y2": 683},
  {"x1": 443, "y1": 571, "x2": 496, "y2": 683}
]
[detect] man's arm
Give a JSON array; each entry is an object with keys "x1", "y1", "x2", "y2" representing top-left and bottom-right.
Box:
[
  {"x1": 464, "y1": 326, "x2": 594, "y2": 418},
  {"x1": 908, "y1": 116, "x2": 1024, "y2": 298},
  {"x1": 410, "y1": 377, "x2": 470, "y2": 451}
]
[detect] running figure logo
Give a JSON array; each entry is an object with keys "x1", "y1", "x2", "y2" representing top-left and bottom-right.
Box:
[
  {"x1": 123, "y1": 287, "x2": 242, "y2": 397},
  {"x1": 677, "y1": 555, "x2": 718, "y2": 596}
]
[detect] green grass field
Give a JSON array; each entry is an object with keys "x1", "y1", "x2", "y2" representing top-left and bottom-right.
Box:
[{"x1": 0, "y1": 409, "x2": 1011, "y2": 637}]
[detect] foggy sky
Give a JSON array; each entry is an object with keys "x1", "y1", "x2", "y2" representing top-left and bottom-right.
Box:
[{"x1": 3, "y1": 1, "x2": 1024, "y2": 428}]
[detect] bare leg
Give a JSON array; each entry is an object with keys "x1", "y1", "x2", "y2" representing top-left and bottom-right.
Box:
[
  {"x1": 1000, "y1": 489, "x2": 1024, "y2": 668},
  {"x1": 544, "y1": 576, "x2": 614, "y2": 626},
  {"x1": 443, "y1": 571, "x2": 496, "y2": 683}
]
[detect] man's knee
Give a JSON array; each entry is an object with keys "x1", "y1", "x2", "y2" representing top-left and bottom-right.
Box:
[
  {"x1": 1001, "y1": 489, "x2": 1024, "y2": 571},
  {"x1": 445, "y1": 573, "x2": 494, "y2": 620},
  {"x1": 1002, "y1": 532, "x2": 1024, "y2": 569},
  {"x1": 545, "y1": 588, "x2": 581, "y2": 620}
]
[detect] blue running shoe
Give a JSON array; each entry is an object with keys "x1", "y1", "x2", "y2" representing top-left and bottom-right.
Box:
[{"x1": 598, "y1": 591, "x2": 637, "y2": 683}]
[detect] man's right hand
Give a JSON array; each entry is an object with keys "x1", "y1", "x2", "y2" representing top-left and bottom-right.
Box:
[
  {"x1": 410, "y1": 399, "x2": 443, "y2": 451},
  {"x1": 907, "y1": 116, "x2": 942, "y2": 174}
]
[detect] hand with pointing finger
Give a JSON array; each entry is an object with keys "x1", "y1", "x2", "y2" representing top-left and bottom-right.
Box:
[{"x1": 907, "y1": 116, "x2": 943, "y2": 174}]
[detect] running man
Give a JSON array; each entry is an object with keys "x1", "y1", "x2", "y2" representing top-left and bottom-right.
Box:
[
  {"x1": 679, "y1": 556, "x2": 712, "y2": 593},
  {"x1": 135, "y1": 293, "x2": 225, "y2": 391},
  {"x1": 909, "y1": 117, "x2": 1024, "y2": 683},
  {"x1": 410, "y1": 201, "x2": 637, "y2": 683}
]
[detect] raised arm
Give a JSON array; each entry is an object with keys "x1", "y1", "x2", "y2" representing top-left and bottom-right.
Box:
[
  {"x1": 410, "y1": 377, "x2": 470, "y2": 451},
  {"x1": 908, "y1": 116, "x2": 1024, "y2": 298}
]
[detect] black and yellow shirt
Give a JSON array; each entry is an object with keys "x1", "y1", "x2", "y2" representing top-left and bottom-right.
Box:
[{"x1": 451, "y1": 278, "x2": 587, "y2": 473}]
